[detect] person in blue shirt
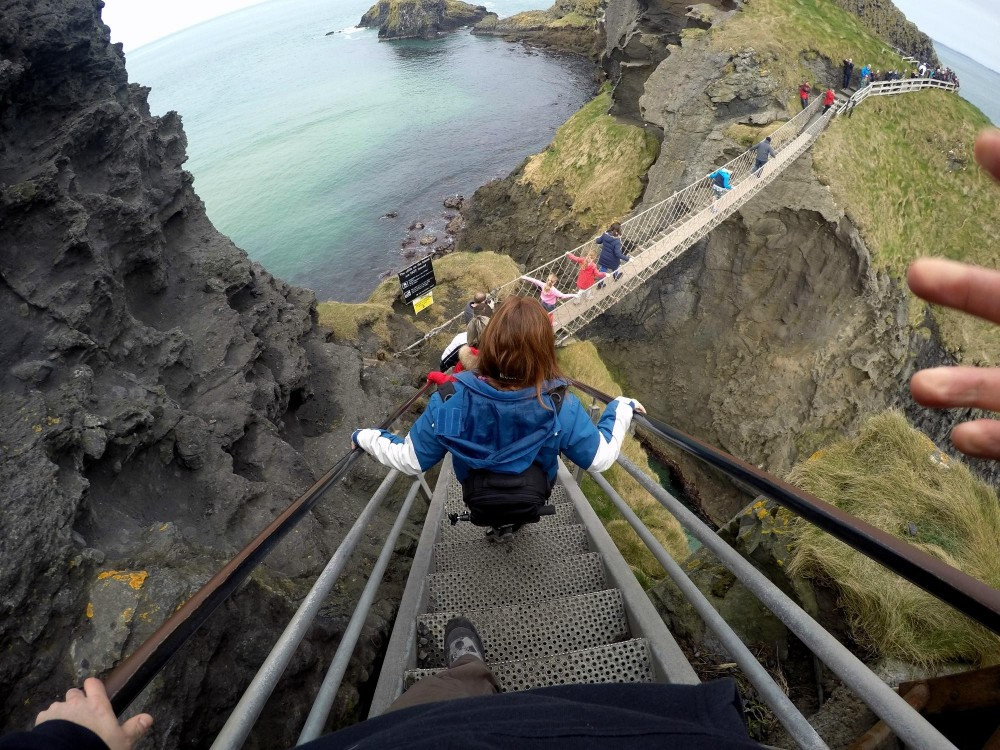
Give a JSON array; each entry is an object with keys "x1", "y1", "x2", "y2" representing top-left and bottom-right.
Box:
[
  {"x1": 353, "y1": 296, "x2": 644, "y2": 537},
  {"x1": 595, "y1": 222, "x2": 629, "y2": 285},
  {"x1": 707, "y1": 167, "x2": 732, "y2": 213}
]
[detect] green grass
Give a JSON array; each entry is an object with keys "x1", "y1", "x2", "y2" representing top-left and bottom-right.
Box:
[
  {"x1": 813, "y1": 91, "x2": 999, "y2": 364},
  {"x1": 557, "y1": 341, "x2": 691, "y2": 584},
  {"x1": 786, "y1": 411, "x2": 1000, "y2": 666},
  {"x1": 521, "y1": 85, "x2": 660, "y2": 230},
  {"x1": 315, "y1": 251, "x2": 519, "y2": 346},
  {"x1": 712, "y1": 0, "x2": 909, "y2": 108}
]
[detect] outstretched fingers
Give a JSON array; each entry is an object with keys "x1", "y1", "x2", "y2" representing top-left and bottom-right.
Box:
[
  {"x1": 907, "y1": 258, "x2": 1000, "y2": 325},
  {"x1": 910, "y1": 367, "x2": 1000, "y2": 412},
  {"x1": 951, "y1": 420, "x2": 1000, "y2": 459},
  {"x1": 974, "y1": 129, "x2": 1000, "y2": 183}
]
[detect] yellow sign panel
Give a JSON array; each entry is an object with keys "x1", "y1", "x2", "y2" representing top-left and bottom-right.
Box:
[{"x1": 413, "y1": 292, "x2": 434, "y2": 314}]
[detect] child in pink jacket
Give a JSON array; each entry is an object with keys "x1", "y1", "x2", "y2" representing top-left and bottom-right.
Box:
[{"x1": 521, "y1": 273, "x2": 578, "y2": 313}]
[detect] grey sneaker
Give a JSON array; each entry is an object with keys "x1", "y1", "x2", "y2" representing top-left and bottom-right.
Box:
[{"x1": 444, "y1": 617, "x2": 486, "y2": 667}]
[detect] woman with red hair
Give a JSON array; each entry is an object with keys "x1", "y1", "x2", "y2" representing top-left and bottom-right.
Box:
[{"x1": 353, "y1": 296, "x2": 644, "y2": 537}]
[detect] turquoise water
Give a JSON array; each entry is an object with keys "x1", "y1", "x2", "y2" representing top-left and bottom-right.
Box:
[
  {"x1": 124, "y1": 0, "x2": 594, "y2": 301},
  {"x1": 934, "y1": 41, "x2": 1000, "y2": 125}
]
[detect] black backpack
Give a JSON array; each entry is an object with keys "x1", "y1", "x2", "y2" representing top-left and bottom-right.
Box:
[{"x1": 437, "y1": 381, "x2": 566, "y2": 528}]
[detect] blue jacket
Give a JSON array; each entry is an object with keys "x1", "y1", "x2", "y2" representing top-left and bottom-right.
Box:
[
  {"x1": 708, "y1": 169, "x2": 732, "y2": 190},
  {"x1": 353, "y1": 371, "x2": 639, "y2": 482},
  {"x1": 596, "y1": 233, "x2": 629, "y2": 271}
]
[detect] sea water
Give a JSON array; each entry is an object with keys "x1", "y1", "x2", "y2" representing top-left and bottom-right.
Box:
[
  {"x1": 934, "y1": 41, "x2": 1000, "y2": 126},
  {"x1": 125, "y1": 0, "x2": 594, "y2": 301}
]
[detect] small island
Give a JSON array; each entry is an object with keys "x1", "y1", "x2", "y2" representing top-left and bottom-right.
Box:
[
  {"x1": 472, "y1": 0, "x2": 605, "y2": 54},
  {"x1": 359, "y1": 0, "x2": 489, "y2": 40}
]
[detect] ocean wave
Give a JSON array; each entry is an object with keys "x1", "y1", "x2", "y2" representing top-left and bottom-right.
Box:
[{"x1": 340, "y1": 25, "x2": 363, "y2": 35}]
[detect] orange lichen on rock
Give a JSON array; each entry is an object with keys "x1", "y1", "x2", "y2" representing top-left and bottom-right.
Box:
[{"x1": 97, "y1": 570, "x2": 148, "y2": 590}]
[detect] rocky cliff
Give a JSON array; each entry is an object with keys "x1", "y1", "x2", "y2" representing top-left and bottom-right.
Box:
[
  {"x1": 359, "y1": 0, "x2": 488, "y2": 40},
  {"x1": 472, "y1": 0, "x2": 606, "y2": 56},
  {"x1": 831, "y1": 0, "x2": 939, "y2": 66},
  {"x1": 0, "y1": 1, "x2": 417, "y2": 744}
]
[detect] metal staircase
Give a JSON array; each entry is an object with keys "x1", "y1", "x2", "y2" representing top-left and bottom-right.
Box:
[{"x1": 368, "y1": 456, "x2": 697, "y2": 713}]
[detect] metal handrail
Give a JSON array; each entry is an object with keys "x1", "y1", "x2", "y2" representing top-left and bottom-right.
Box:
[
  {"x1": 210, "y1": 469, "x2": 405, "y2": 749},
  {"x1": 614, "y1": 456, "x2": 956, "y2": 750},
  {"x1": 106, "y1": 381, "x2": 434, "y2": 715},
  {"x1": 568, "y1": 378, "x2": 1000, "y2": 636},
  {"x1": 587, "y1": 469, "x2": 829, "y2": 749}
]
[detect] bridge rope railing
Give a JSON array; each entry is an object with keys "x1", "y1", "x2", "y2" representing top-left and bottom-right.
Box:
[{"x1": 397, "y1": 77, "x2": 956, "y2": 354}]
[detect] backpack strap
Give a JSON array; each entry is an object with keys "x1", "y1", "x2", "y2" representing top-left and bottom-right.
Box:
[
  {"x1": 436, "y1": 382, "x2": 457, "y2": 402},
  {"x1": 547, "y1": 383, "x2": 567, "y2": 414}
]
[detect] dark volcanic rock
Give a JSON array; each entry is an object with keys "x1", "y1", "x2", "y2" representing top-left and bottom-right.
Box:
[
  {"x1": 359, "y1": 0, "x2": 488, "y2": 40},
  {"x1": 0, "y1": 0, "x2": 417, "y2": 745}
]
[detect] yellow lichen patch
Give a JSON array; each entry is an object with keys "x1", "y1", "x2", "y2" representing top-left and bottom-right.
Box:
[
  {"x1": 97, "y1": 570, "x2": 149, "y2": 590},
  {"x1": 121, "y1": 607, "x2": 134, "y2": 623},
  {"x1": 45, "y1": 416, "x2": 60, "y2": 426},
  {"x1": 159, "y1": 523, "x2": 169, "y2": 531},
  {"x1": 85, "y1": 602, "x2": 94, "y2": 619},
  {"x1": 32, "y1": 424, "x2": 41, "y2": 433}
]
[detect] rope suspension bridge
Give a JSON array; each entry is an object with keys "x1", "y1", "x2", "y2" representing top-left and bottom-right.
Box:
[
  {"x1": 86, "y1": 76, "x2": 996, "y2": 750},
  {"x1": 400, "y1": 76, "x2": 958, "y2": 353}
]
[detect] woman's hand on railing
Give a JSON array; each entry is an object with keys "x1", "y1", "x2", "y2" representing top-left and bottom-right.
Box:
[{"x1": 908, "y1": 130, "x2": 1000, "y2": 459}]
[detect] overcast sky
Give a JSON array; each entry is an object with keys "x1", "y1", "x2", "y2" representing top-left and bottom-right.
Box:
[
  {"x1": 103, "y1": 0, "x2": 999, "y2": 70},
  {"x1": 894, "y1": 0, "x2": 999, "y2": 71},
  {"x1": 102, "y1": 0, "x2": 270, "y2": 51}
]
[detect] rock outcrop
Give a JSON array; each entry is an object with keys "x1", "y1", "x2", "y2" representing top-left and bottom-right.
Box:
[
  {"x1": 472, "y1": 0, "x2": 606, "y2": 56},
  {"x1": 831, "y1": 0, "x2": 939, "y2": 66},
  {"x1": 0, "y1": 0, "x2": 416, "y2": 744},
  {"x1": 359, "y1": 0, "x2": 488, "y2": 40}
]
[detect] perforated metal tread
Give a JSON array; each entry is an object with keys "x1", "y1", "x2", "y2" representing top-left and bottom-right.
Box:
[
  {"x1": 405, "y1": 638, "x2": 654, "y2": 692},
  {"x1": 432, "y1": 524, "x2": 590, "y2": 573},
  {"x1": 416, "y1": 589, "x2": 628, "y2": 667},
  {"x1": 444, "y1": 482, "x2": 571, "y2": 515},
  {"x1": 437, "y1": 502, "x2": 578, "y2": 542},
  {"x1": 427, "y1": 552, "x2": 606, "y2": 611}
]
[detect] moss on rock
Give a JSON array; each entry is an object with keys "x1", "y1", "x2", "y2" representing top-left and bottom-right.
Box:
[{"x1": 359, "y1": 0, "x2": 488, "y2": 40}]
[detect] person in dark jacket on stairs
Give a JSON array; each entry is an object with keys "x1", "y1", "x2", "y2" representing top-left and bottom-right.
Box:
[
  {"x1": 595, "y1": 222, "x2": 628, "y2": 286},
  {"x1": 842, "y1": 57, "x2": 854, "y2": 89},
  {"x1": 1, "y1": 624, "x2": 762, "y2": 750}
]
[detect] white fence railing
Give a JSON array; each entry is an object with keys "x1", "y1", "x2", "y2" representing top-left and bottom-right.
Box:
[{"x1": 398, "y1": 78, "x2": 957, "y2": 354}]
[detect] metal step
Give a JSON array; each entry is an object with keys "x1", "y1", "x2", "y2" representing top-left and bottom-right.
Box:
[
  {"x1": 432, "y1": 524, "x2": 590, "y2": 573},
  {"x1": 443, "y1": 482, "x2": 571, "y2": 515},
  {"x1": 437, "y1": 502, "x2": 577, "y2": 542},
  {"x1": 405, "y1": 638, "x2": 654, "y2": 692},
  {"x1": 426, "y1": 552, "x2": 606, "y2": 611},
  {"x1": 416, "y1": 589, "x2": 628, "y2": 667}
]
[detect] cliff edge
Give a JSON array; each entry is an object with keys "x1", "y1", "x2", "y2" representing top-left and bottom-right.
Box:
[{"x1": 0, "y1": 0, "x2": 415, "y2": 744}]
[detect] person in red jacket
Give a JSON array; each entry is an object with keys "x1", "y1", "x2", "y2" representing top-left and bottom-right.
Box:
[
  {"x1": 823, "y1": 87, "x2": 836, "y2": 113},
  {"x1": 799, "y1": 79, "x2": 811, "y2": 109},
  {"x1": 565, "y1": 249, "x2": 606, "y2": 299}
]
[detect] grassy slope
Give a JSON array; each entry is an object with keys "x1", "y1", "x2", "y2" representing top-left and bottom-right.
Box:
[
  {"x1": 557, "y1": 341, "x2": 691, "y2": 587},
  {"x1": 316, "y1": 251, "x2": 519, "y2": 345},
  {"x1": 715, "y1": 0, "x2": 999, "y2": 363},
  {"x1": 712, "y1": 0, "x2": 908, "y2": 108},
  {"x1": 520, "y1": 86, "x2": 660, "y2": 230},
  {"x1": 787, "y1": 411, "x2": 1000, "y2": 666},
  {"x1": 814, "y1": 92, "x2": 1000, "y2": 363}
]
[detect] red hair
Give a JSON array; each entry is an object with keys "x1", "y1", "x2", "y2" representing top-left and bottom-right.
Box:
[{"x1": 477, "y1": 296, "x2": 562, "y2": 404}]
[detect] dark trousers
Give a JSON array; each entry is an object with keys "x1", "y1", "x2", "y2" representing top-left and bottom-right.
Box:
[
  {"x1": 800, "y1": 95, "x2": 808, "y2": 109},
  {"x1": 753, "y1": 158, "x2": 766, "y2": 176},
  {"x1": 387, "y1": 655, "x2": 499, "y2": 712},
  {"x1": 843, "y1": 71, "x2": 851, "y2": 88}
]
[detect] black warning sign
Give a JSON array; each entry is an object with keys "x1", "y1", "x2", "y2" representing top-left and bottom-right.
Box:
[{"x1": 398, "y1": 256, "x2": 436, "y2": 304}]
